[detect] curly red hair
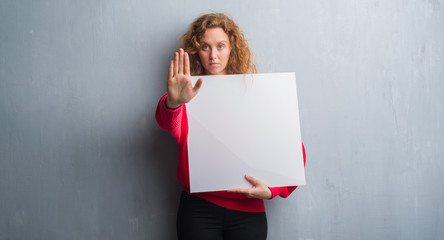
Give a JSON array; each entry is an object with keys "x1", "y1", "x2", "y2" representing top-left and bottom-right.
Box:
[{"x1": 181, "y1": 13, "x2": 257, "y2": 76}]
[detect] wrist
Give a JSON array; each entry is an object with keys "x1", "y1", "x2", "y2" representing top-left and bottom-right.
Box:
[
  {"x1": 267, "y1": 187, "x2": 273, "y2": 200},
  {"x1": 166, "y1": 97, "x2": 181, "y2": 109}
]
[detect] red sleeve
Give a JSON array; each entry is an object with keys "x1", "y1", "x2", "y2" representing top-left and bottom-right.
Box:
[
  {"x1": 268, "y1": 142, "x2": 306, "y2": 199},
  {"x1": 155, "y1": 93, "x2": 187, "y2": 144}
]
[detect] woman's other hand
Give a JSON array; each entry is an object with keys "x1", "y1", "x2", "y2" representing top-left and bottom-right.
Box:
[
  {"x1": 227, "y1": 175, "x2": 272, "y2": 199},
  {"x1": 166, "y1": 48, "x2": 203, "y2": 109}
]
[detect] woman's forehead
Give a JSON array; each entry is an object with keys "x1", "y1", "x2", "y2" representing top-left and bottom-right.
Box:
[{"x1": 200, "y1": 28, "x2": 229, "y2": 43}]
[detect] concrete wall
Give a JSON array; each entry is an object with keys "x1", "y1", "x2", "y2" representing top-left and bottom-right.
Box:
[{"x1": 1, "y1": 0, "x2": 443, "y2": 239}]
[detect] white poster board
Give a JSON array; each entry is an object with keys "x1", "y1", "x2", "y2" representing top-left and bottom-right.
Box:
[{"x1": 187, "y1": 72, "x2": 305, "y2": 193}]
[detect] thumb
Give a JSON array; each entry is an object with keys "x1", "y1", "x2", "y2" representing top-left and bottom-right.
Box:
[
  {"x1": 245, "y1": 174, "x2": 260, "y2": 186},
  {"x1": 193, "y1": 78, "x2": 203, "y2": 93}
]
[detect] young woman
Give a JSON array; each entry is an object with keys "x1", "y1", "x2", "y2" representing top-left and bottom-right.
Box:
[{"x1": 155, "y1": 13, "x2": 306, "y2": 240}]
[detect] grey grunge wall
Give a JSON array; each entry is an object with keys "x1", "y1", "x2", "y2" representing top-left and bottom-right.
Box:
[{"x1": 1, "y1": 0, "x2": 443, "y2": 239}]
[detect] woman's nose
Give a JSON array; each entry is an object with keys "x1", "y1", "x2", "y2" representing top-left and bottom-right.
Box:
[{"x1": 210, "y1": 49, "x2": 217, "y2": 60}]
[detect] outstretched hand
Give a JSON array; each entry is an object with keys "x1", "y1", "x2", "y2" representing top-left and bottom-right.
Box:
[
  {"x1": 227, "y1": 175, "x2": 272, "y2": 199},
  {"x1": 166, "y1": 48, "x2": 203, "y2": 109}
]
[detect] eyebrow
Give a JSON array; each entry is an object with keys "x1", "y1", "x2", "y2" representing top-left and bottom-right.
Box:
[{"x1": 200, "y1": 40, "x2": 228, "y2": 44}]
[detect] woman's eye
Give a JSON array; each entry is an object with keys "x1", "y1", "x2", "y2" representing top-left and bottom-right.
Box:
[
  {"x1": 218, "y1": 44, "x2": 225, "y2": 49},
  {"x1": 202, "y1": 45, "x2": 209, "y2": 50}
]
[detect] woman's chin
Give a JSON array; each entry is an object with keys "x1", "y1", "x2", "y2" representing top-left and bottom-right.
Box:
[{"x1": 205, "y1": 69, "x2": 226, "y2": 75}]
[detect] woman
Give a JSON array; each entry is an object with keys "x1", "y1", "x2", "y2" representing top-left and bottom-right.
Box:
[{"x1": 155, "y1": 13, "x2": 306, "y2": 240}]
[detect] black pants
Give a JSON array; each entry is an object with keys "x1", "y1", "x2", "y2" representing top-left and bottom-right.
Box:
[{"x1": 177, "y1": 192, "x2": 268, "y2": 240}]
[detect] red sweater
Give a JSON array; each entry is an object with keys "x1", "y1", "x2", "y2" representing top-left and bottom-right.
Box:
[{"x1": 155, "y1": 93, "x2": 306, "y2": 212}]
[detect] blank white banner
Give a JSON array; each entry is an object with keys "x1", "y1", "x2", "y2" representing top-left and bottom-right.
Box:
[{"x1": 187, "y1": 72, "x2": 305, "y2": 193}]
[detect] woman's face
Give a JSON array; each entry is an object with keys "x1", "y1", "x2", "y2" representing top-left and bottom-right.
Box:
[{"x1": 198, "y1": 27, "x2": 231, "y2": 75}]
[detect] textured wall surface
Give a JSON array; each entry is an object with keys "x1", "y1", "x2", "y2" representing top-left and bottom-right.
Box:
[{"x1": 1, "y1": 0, "x2": 443, "y2": 239}]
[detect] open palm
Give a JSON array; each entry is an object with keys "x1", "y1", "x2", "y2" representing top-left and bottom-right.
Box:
[{"x1": 166, "y1": 48, "x2": 203, "y2": 109}]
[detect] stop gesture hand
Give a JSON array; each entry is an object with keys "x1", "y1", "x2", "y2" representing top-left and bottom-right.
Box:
[{"x1": 166, "y1": 48, "x2": 203, "y2": 109}]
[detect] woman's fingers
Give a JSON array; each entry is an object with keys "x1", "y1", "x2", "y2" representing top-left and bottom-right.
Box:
[
  {"x1": 178, "y1": 48, "x2": 184, "y2": 74},
  {"x1": 184, "y1": 52, "x2": 190, "y2": 76},
  {"x1": 227, "y1": 188, "x2": 250, "y2": 195},
  {"x1": 172, "y1": 49, "x2": 189, "y2": 77},
  {"x1": 168, "y1": 60, "x2": 174, "y2": 81},
  {"x1": 174, "y1": 52, "x2": 179, "y2": 76},
  {"x1": 226, "y1": 175, "x2": 272, "y2": 199}
]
